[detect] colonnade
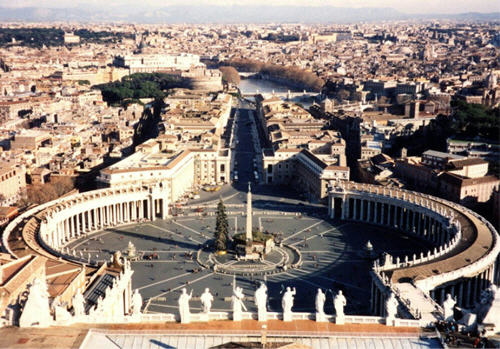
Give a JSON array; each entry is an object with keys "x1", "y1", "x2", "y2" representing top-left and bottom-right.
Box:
[
  {"x1": 330, "y1": 196, "x2": 452, "y2": 248},
  {"x1": 328, "y1": 182, "x2": 499, "y2": 316},
  {"x1": 430, "y1": 265, "x2": 495, "y2": 308},
  {"x1": 39, "y1": 186, "x2": 169, "y2": 250},
  {"x1": 371, "y1": 279, "x2": 387, "y2": 317}
]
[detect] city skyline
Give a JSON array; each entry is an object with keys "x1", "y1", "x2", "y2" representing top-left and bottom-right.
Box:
[{"x1": 0, "y1": 0, "x2": 499, "y2": 14}]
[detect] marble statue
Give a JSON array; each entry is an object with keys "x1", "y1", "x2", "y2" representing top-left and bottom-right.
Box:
[
  {"x1": 385, "y1": 292, "x2": 399, "y2": 323},
  {"x1": 255, "y1": 282, "x2": 268, "y2": 321},
  {"x1": 72, "y1": 289, "x2": 85, "y2": 318},
  {"x1": 127, "y1": 241, "x2": 136, "y2": 258},
  {"x1": 200, "y1": 288, "x2": 214, "y2": 314},
  {"x1": 282, "y1": 287, "x2": 296, "y2": 322},
  {"x1": 315, "y1": 288, "x2": 326, "y2": 322},
  {"x1": 232, "y1": 286, "x2": 247, "y2": 321},
  {"x1": 442, "y1": 293, "x2": 456, "y2": 322},
  {"x1": 19, "y1": 278, "x2": 52, "y2": 328},
  {"x1": 131, "y1": 289, "x2": 143, "y2": 316},
  {"x1": 334, "y1": 290, "x2": 347, "y2": 318},
  {"x1": 111, "y1": 251, "x2": 123, "y2": 268},
  {"x1": 50, "y1": 296, "x2": 71, "y2": 322},
  {"x1": 178, "y1": 288, "x2": 193, "y2": 323}
]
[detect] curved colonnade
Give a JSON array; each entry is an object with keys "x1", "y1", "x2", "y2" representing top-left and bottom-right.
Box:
[
  {"x1": 2, "y1": 184, "x2": 169, "y2": 264},
  {"x1": 328, "y1": 182, "x2": 500, "y2": 319}
]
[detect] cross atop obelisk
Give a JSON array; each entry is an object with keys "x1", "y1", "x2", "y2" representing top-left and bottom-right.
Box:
[{"x1": 246, "y1": 182, "x2": 253, "y2": 241}]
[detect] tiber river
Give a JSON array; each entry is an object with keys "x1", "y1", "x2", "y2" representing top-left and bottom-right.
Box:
[
  {"x1": 238, "y1": 77, "x2": 316, "y2": 108},
  {"x1": 238, "y1": 77, "x2": 298, "y2": 94}
]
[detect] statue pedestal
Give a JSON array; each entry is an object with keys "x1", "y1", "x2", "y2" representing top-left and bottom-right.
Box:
[
  {"x1": 385, "y1": 316, "x2": 395, "y2": 326},
  {"x1": 315, "y1": 312, "x2": 327, "y2": 322},
  {"x1": 233, "y1": 311, "x2": 242, "y2": 321},
  {"x1": 283, "y1": 311, "x2": 292, "y2": 322},
  {"x1": 258, "y1": 310, "x2": 267, "y2": 322},
  {"x1": 335, "y1": 315, "x2": 345, "y2": 325},
  {"x1": 200, "y1": 313, "x2": 209, "y2": 322},
  {"x1": 129, "y1": 313, "x2": 142, "y2": 323},
  {"x1": 180, "y1": 314, "x2": 191, "y2": 324}
]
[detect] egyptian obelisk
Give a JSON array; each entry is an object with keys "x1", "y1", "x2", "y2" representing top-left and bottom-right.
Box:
[{"x1": 246, "y1": 182, "x2": 253, "y2": 241}]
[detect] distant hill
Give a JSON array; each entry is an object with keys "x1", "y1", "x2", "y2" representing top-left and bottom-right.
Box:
[{"x1": 0, "y1": 5, "x2": 498, "y2": 23}]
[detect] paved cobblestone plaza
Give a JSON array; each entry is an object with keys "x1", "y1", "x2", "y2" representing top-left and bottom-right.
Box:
[{"x1": 67, "y1": 205, "x2": 432, "y2": 316}]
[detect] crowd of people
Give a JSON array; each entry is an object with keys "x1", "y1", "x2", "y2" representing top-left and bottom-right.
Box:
[{"x1": 435, "y1": 320, "x2": 490, "y2": 348}]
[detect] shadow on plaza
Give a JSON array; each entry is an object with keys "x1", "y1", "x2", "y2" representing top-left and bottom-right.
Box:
[
  {"x1": 105, "y1": 227, "x2": 201, "y2": 250},
  {"x1": 251, "y1": 198, "x2": 327, "y2": 215},
  {"x1": 225, "y1": 233, "x2": 369, "y2": 314}
]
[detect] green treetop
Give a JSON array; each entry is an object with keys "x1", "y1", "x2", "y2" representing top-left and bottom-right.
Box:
[{"x1": 214, "y1": 198, "x2": 229, "y2": 251}]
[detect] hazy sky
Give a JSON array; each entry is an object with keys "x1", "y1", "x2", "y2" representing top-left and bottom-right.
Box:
[{"x1": 1, "y1": 0, "x2": 499, "y2": 14}]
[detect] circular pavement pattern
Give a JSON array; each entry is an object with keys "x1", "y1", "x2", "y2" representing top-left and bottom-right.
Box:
[{"x1": 66, "y1": 205, "x2": 432, "y2": 316}]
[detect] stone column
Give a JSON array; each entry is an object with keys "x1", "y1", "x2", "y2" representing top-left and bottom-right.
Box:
[
  {"x1": 388, "y1": 205, "x2": 392, "y2": 227},
  {"x1": 86, "y1": 210, "x2": 91, "y2": 232},
  {"x1": 55, "y1": 222, "x2": 61, "y2": 247},
  {"x1": 150, "y1": 197, "x2": 155, "y2": 221},
  {"x1": 330, "y1": 196, "x2": 335, "y2": 219},
  {"x1": 367, "y1": 201, "x2": 373, "y2": 222},
  {"x1": 64, "y1": 219, "x2": 70, "y2": 242},
  {"x1": 161, "y1": 198, "x2": 169, "y2": 219},
  {"x1": 381, "y1": 203, "x2": 386, "y2": 225},
  {"x1": 405, "y1": 209, "x2": 410, "y2": 231},
  {"x1": 373, "y1": 202, "x2": 378, "y2": 223},
  {"x1": 412, "y1": 210, "x2": 417, "y2": 233},
  {"x1": 76, "y1": 213, "x2": 81, "y2": 236},
  {"x1": 353, "y1": 199, "x2": 358, "y2": 220},
  {"x1": 92, "y1": 209, "x2": 97, "y2": 230},
  {"x1": 83, "y1": 211, "x2": 92, "y2": 232},
  {"x1": 108, "y1": 205, "x2": 112, "y2": 225},
  {"x1": 100, "y1": 206, "x2": 105, "y2": 228},
  {"x1": 465, "y1": 279, "x2": 471, "y2": 308},
  {"x1": 415, "y1": 212, "x2": 421, "y2": 235},
  {"x1": 431, "y1": 219, "x2": 436, "y2": 243},
  {"x1": 472, "y1": 276, "x2": 479, "y2": 304},
  {"x1": 427, "y1": 216, "x2": 431, "y2": 240},
  {"x1": 74, "y1": 214, "x2": 79, "y2": 236},
  {"x1": 399, "y1": 207, "x2": 404, "y2": 229},
  {"x1": 112, "y1": 204, "x2": 117, "y2": 224}
]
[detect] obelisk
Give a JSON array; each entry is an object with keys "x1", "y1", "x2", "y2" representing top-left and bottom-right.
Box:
[{"x1": 246, "y1": 182, "x2": 253, "y2": 241}]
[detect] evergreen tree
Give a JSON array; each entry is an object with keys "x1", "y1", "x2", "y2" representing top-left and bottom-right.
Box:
[{"x1": 214, "y1": 198, "x2": 229, "y2": 251}]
